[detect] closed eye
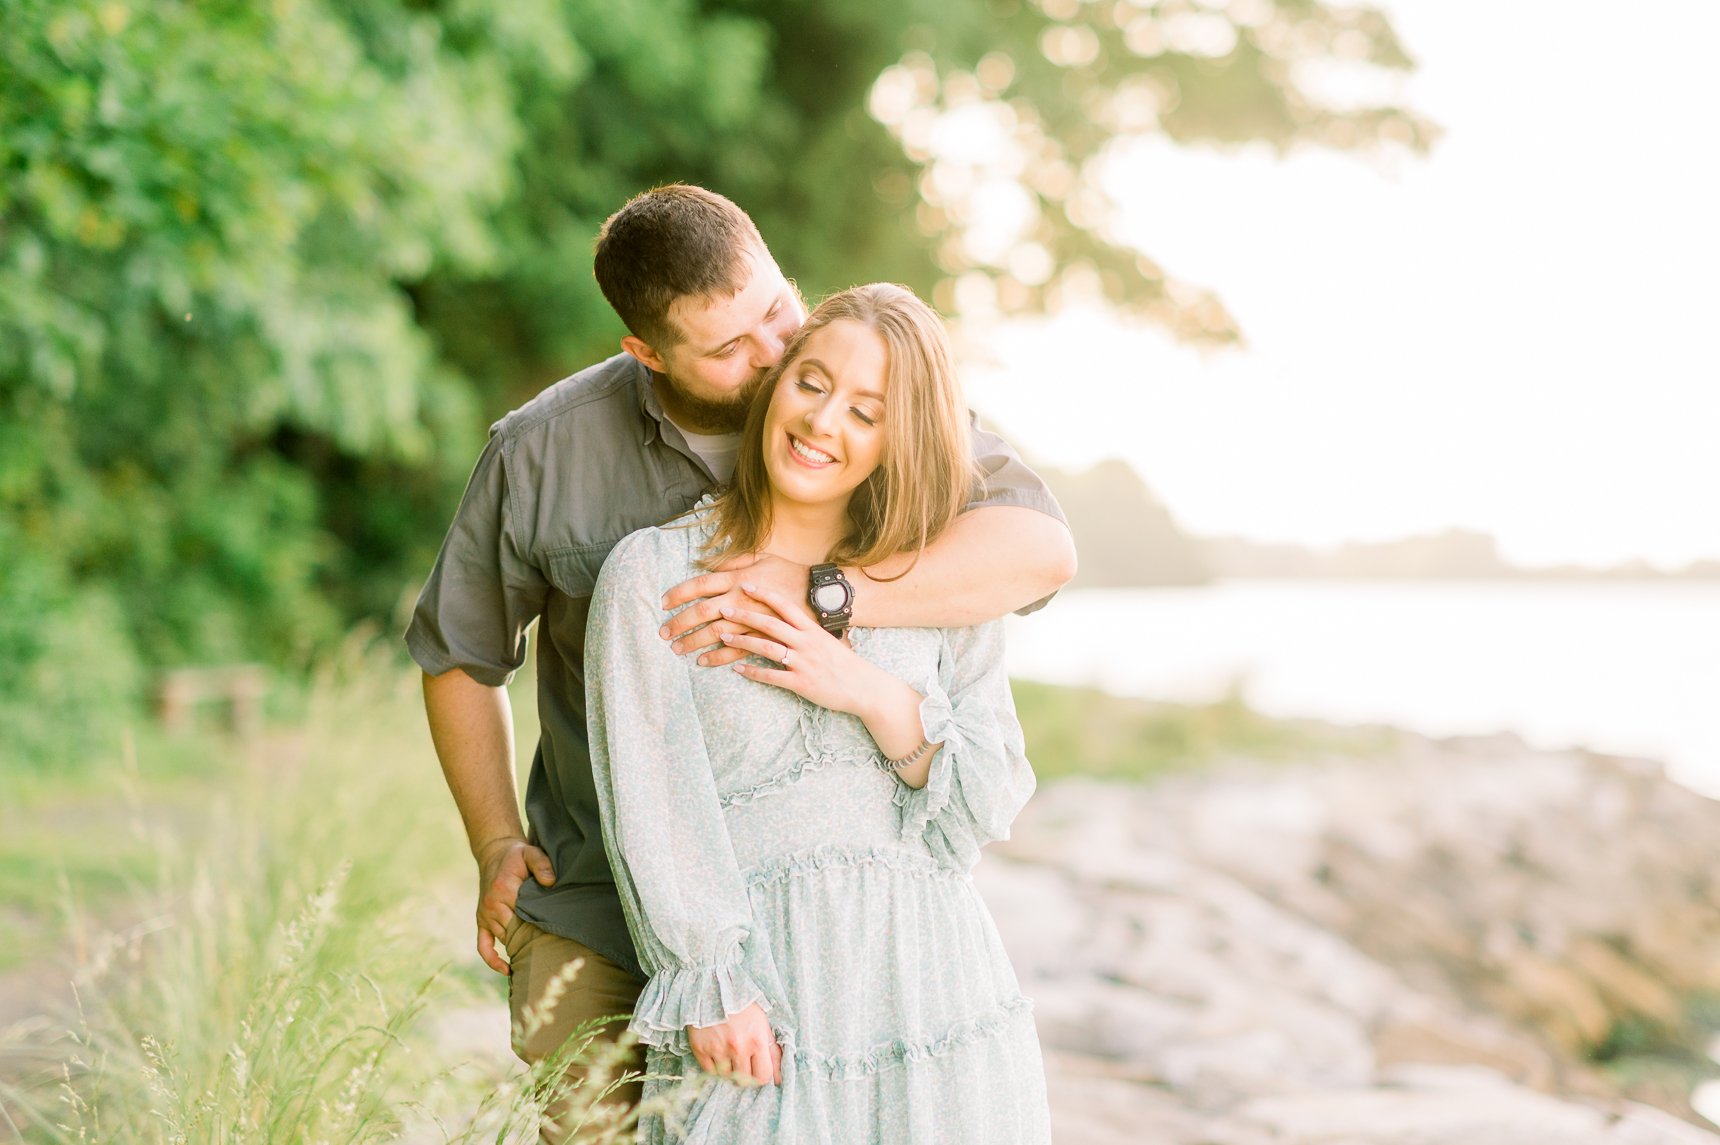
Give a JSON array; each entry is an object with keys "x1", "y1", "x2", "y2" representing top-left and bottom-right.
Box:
[
  {"x1": 795, "y1": 379, "x2": 823, "y2": 394},
  {"x1": 851, "y1": 408, "x2": 878, "y2": 426}
]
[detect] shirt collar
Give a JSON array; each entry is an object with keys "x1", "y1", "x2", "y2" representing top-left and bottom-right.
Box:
[
  {"x1": 635, "y1": 364, "x2": 710, "y2": 479},
  {"x1": 635, "y1": 362, "x2": 670, "y2": 446}
]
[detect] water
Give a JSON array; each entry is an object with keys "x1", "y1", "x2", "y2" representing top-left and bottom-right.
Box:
[{"x1": 1005, "y1": 580, "x2": 1720, "y2": 795}]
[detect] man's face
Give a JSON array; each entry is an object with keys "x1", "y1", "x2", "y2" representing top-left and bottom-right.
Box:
[{"x1": 642, "y1": 247, "x2": 805, "y2": 432}]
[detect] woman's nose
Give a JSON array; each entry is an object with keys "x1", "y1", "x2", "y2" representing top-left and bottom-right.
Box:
[{"x1": 803, "y1": 399, "x2": 834, "y2": 433}]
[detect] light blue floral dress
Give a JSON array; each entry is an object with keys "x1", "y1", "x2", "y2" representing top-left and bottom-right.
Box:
[{"x1": 587, "y1": 514, "x2": 1051, "y2": 1145}]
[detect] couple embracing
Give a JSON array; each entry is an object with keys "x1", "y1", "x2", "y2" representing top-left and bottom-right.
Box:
[{"x1": 408, "y1": 185, "x2": 1075, "y2": 1143}]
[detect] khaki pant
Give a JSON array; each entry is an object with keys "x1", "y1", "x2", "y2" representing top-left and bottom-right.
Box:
[{"x1": 505, "y1": 916, "x2": 647, "y2": 1144}]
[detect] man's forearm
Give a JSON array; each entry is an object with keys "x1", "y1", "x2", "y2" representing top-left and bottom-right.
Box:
[
  {"x1": 847, "y1": 506, "x2": 1076, "y2": 629},
  {"x1": 422, "y1": 667, "x2": 525, "y2": 860}
]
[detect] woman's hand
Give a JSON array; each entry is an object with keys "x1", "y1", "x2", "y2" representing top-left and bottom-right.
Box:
[
  {"x1": 724, "y1": 582, "x2": 935, "y2": 779},
  {"x1": 687, "y1": 1002, "x2": 781, "y2": 1086},
  {"x1": 719, "y1": 582, "x2": 883, "y2": 716}
]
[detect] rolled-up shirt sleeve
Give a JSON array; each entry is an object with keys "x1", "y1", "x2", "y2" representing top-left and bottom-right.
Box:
[
  {"x1": 405, "y1": 432, "x2": 548, "y2": 687},
  {"x1": 966, "y1": 414, "x2": 1067, "y2": 524},
  {"x1": 966, "y1": 415, "x2": 1070, "y2": 615}
]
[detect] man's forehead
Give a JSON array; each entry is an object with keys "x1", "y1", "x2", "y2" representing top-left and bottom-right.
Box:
[{"x1": 668, "y1": 248, "x2": 783, "y2": 350}]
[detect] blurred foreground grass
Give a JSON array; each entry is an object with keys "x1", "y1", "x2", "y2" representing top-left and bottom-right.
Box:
[
  {"x1": 0, "y1": 635, "x2": 658, "y2": 1144},
  {"x1": 0, "y1": 645, "x2": 1386, "y2": 1141}
]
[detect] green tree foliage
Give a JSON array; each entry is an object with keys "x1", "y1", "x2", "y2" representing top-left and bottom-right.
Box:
[
  {"x1": 0, "y1": 0, "x2": 1429, "y2": 763},
  {"x1": 0, "y1": 0, "x2": 511, "y2": 758}
]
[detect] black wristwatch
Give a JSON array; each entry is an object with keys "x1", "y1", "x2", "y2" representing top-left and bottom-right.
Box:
[{"x1": 807, "y1": 563, "x2": 854, "y2": 637}]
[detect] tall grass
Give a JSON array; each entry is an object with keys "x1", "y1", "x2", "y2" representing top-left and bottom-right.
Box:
[{"x1": 0, "y1": 633, "x2": 654, "y2": 1144}]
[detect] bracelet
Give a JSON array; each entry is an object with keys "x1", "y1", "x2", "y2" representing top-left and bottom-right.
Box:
[{"x1": 878, "y1": 739, "x2": 934, "y2": 773}]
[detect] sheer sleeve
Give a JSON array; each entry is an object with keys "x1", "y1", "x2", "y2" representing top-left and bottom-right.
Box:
[
  {"x1": 893, "y1": 620, "x2": 1037, "y2": 870},
  {"x1": 586, "y1": 530, "x2": 775, "y2": 1052}
]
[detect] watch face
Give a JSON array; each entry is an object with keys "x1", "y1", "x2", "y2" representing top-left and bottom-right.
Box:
[{"x1": 812, "y1": 582, "x2": 849, "y2": 613}]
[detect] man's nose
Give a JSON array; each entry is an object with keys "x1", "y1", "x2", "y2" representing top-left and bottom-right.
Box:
[{"x1": 753, "y1": 326, "x2": 790, "y2": 369}]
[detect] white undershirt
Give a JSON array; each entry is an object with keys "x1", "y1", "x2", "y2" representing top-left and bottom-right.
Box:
[{"x1": 673, "y1": 424, "x2": 742, "y2": 485}]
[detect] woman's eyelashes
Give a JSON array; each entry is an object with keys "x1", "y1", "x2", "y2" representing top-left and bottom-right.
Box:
[
  {"x1": 791, "y1": 381, "x2": 873, "y2": 426},
  {"x1": 794, "y1": 375, "x2": 879, "y2": 426}
]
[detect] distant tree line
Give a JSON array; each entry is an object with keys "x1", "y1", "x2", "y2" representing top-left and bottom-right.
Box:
[
  {"x1": 1041, "y1": 459, "x2": 1720, "y2": 584},
  {"x1": 0, "y1": 0, "x2": 1429, "y2": 763}
]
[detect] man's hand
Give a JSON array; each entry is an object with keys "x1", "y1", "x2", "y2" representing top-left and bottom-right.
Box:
[
  {"x1": 475, "y1": 835, "x2": 556, "y2": 975},
  {"x1": 659, "y1": 553, "x2": 813, "y2": 666},
  {"x1": 687, "y1": 1002, "x2": 782, "y2": 1086}
]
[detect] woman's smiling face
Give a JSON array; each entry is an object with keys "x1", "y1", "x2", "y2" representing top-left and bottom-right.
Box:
[{"x1": 761, "y1": 319, "x2": 889, "y2": 512}]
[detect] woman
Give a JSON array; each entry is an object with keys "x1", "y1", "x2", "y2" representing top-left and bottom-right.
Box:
[{"x1": 587, "y1": 283, "x2": 1051, "y2": 1143}]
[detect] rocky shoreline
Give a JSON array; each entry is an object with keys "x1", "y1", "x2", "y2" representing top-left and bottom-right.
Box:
[{"x1": 983, "y1": 729, "x2": 1720, "y2": 1143}]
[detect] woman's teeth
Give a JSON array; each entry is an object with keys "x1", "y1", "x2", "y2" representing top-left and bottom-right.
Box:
[{"x1": 790, "y1": 436, "x2": 834, "y2": 465}]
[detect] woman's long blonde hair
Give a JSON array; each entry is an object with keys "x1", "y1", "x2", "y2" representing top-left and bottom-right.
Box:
[{"x1": 700, "y1": 283, "x2": 976, "y2": 573}]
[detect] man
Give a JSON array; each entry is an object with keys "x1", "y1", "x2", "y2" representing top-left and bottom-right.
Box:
[{"x1": 407, "y1": 185, "x2": 1075, "y2": 1139}]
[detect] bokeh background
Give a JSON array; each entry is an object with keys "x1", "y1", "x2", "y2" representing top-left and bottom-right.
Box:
[{"x1": 2, "y1": 0, "x2": 1717, "y2": 1141}]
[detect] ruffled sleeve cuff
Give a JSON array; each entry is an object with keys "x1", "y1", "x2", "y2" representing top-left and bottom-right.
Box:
[
  {"x1": 627, "y1": 947, "x2": 772, "y2": 1054},
  {"x1": 892, "y1": 687, "x2": 961, "y2": 842}
]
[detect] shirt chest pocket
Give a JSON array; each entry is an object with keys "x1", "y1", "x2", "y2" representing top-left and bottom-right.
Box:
[{"x1": 544, "y1": 540, "x2": 618, "y2": 600}]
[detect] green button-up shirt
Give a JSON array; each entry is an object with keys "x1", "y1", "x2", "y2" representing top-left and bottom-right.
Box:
[{"x1": 406, "y1": 352, "x2": 1064, "y2": 978}]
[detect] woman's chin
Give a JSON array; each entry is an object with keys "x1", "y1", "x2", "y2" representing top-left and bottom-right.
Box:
[
  {"x1": 767, "y1": 458, "x2": 826, "y2": 498},
  {"x1": 765, "y1": 471, "x2": 859, "y2": 514}
]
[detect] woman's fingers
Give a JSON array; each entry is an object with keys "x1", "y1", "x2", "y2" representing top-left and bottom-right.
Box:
[
  {"x1": 695, "y1": 642, "x2": 750, "y2": 669},
  {"x1": 719, "y1": 604, "x2": 800, "y2": 645},
  {"x1": 732, "y1": 662, "x2": 799, "y2": 692},
  {"x1": 689, "y1": 1011, "x2": 788, "y2": 1085},
  {"x1": 693, "y1": 1045, "x2": 777, "y2": 1087},
  {"x1": 671, "y1": 615, "x2": 741, "y2": 658},
  {"x1": 718, "y1": 631, "x2": 790, "y2": 662}
]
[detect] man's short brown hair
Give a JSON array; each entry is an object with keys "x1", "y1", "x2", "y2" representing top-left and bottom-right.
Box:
[{"x1": 593, "y1": 185, "x2": 765, "y2": 351}]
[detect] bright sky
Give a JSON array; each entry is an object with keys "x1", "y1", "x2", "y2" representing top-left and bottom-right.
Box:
[{"x1": 964, "y1": 0, "x2": 1720, "y2": 569}]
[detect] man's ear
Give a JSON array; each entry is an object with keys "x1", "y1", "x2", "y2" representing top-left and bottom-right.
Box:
[{"x1": 621, "y1": 335, "x2": 668, "y2": 374}]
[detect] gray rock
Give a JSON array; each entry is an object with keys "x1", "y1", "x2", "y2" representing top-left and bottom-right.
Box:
[{"x1": 980, "y1": 734, "x2": 1720, "y2": 1143}]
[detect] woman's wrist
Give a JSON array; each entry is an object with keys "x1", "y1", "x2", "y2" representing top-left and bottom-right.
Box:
[
  {"x1": 844, "y1": 660, "x2": 901, "y2": 720},
  {"x1": 849, "y1": 669, "x2": 928, "y2": 760}
]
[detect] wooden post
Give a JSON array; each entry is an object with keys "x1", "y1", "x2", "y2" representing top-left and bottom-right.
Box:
[{"x1": 153, "y1": 665, "x2": 268, "y2": 738}]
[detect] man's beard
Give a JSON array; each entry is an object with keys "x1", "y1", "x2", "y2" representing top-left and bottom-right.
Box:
[{"x1": 665, "y1": 369, "x2": 769, "y2": 433}]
